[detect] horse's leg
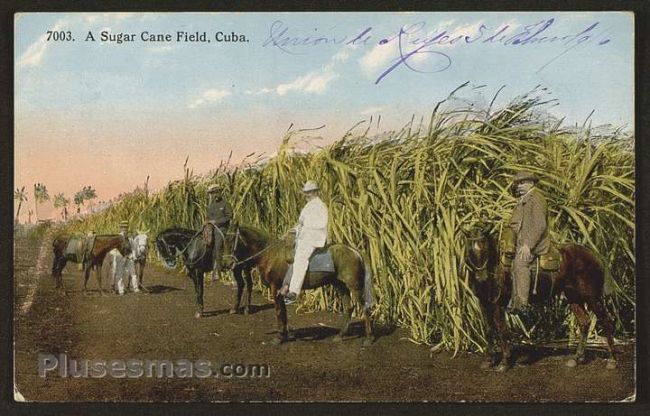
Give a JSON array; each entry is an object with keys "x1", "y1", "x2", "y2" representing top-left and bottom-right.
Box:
[
  {"x1": 192, "y1": 269, "x2": 204, "y2": 318},
  {"x1": 270, "y1": 283, "x2": 288, "y2": 345},
  {"x1": 96, "y1": 264, "x2": 105, "y2": 295},
  {"x1": 350, "y1": 287, "x2": 374, "y2": 347},
  {"x1": 566, "y1": 303, "x2": 590, "y2": 367},
  {"x1": 83, "y1": 262, "x2": 91, "y2": 293},
  {"x1": 139, "y1": 261, "x2": 148, "y2": 291},
  {"x1": 332, "y1": 281, "x2": 352, "y2": 342},
  {"x1": 588, "y1": 298, "x2": 617, "y2": 369},
  {"x1": 128, "y1": 260, "x2": 140, "y2": 293},
  {"x1": 51, "y1": 255, "x2": 61, "y2": 287},
  {"x1": 243, "y1": 268, "x2": 253, "y2": 315},
  {"x1": 494, "y1": 305, "x2": 511, "y2": 372},
  {"x1": 479, "y1": 302, "x2": 498, "y2": 369},
  {"x1": 52, "y1": 256, "x2": 65, "y2": 289},
  {"x1": 230, "y1": 267, "x2": 244, "y2": 314}
]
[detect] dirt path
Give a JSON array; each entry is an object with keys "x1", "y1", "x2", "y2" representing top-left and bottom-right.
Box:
[{"x1": 14, "y1": 233, "x2": 635, "y2": 402}]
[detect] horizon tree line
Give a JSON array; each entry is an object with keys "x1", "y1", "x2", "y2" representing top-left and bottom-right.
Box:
[{"x1": 13, "y1": 183, "x2": 98, "y2": 224}]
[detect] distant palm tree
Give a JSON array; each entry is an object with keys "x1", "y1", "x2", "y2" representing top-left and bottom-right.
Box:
[
  {"x1": 53, "y1": 193, "x2": 70, "y2": 221},
  {"x1": 33, "y1": 183, "x2": 49, "y2": 222},
  {"x1": 74, "y1": 191, "x2": 84, "y2": 214},
  {"x1": 82, "y1": 186, "x2": 98, "y2": 212},
  {"x1": 13, "y1": 186, "x2": 27, "y2": 224}
]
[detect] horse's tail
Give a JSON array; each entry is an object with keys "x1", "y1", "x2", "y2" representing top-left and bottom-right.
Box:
[
  {"x1": 362, "y1": 255, "x2": 374, "y2": 310},
  {"x1": 591, "y1": 248, "x2": 614, "y2": 297},
  {"x1": 602, "y1": 257, "x2": 614, "y2": 297}
]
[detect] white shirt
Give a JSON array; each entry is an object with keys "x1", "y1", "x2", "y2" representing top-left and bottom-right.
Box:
[{"x1": 296, "y1": 197, "x2": 328, "y2": 247}]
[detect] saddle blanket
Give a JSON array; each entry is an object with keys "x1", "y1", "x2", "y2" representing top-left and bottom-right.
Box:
[
  {"x1": 64, "y1": 238, "x2": 79, "y2": 256},
  {"x1": 283, "y1": 249, "x2": 335, "y2": 286},
  {"x1": 500, "y1": 244, "x2": 561, "y2": 272},
  {"x1": 65, "y1": 235, "x2": 95, "y2": 262},
  {"x1": 65, "y1": 237, "x2": 85, "y2": 262}
]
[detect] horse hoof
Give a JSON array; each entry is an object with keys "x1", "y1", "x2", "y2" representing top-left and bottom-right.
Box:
[
  {"x1": 606, "y1": 359, "x2": 617, "y2": 370},
  {"x1": 495, "y1": 363, "x2": 509, "y2": 373},
  {"x1": 332, "y1": 335, "x2": 343, "y2": 343},
  {"x1": 566, "y1": 358, "x2": 578, "y2": 368},
  {"x1": 480, "y1": 360, "x2": 494, "y2": 370},
  {"x1": 270, "y1": 337, "x2": 285, "y2": 346},
  {"x1": 229, "y1": 308, "x2": 238, "y2": 315},
  {"x1": 243, "y1": 307, "x2": 250, "y2": 315},
  {"x1": 362, "y1": 338, "x2": 374, "y2": 348},
  {"x1": 194, "y1": 311, "x2": 203, "y2": 319}
]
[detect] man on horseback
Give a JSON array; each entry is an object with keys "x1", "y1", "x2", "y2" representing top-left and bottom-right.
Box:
[
  {"x1": 280, "y1": 180, "x2": 329, "y2": 304},
  {"x1": 206, "y1": 184, "x2": 232, "y2": 283},
  {"x1": 508, "y1": 171, "x2": 550, "y2": 311}
]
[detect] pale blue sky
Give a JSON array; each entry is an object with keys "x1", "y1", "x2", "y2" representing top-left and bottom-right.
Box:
[
  {"x1": 16, "y1": 12, "x2": 633, "y2": 122},
  {"x1": 14, "y1": 12, "x2": 634, "y2": 218}
]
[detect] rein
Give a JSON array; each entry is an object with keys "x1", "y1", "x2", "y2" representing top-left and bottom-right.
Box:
[
  {"x1": 158, "y1": 231, "x2": 203, "y2": 267},
  {"x1": 161, "y1": 225, "x2": 227, "y2": 268},
  {"x1": 465, "y1": 233, "x2": 502, "y2": 304},
  {"x1": 224, "y1": 228, "x2": 285, "y2": 269},
  {"x1": 465, "y1": 235, "x2": 489, "y2": 271},
  {"x1": 466, "y1": 254, "x2": 488, "y2": 271}
]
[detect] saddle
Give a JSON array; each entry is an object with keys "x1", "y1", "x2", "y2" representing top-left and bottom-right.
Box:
[
  {"x1": 202, "y1": 224, "x2": 214, "y2": 246},
  {"x1": 285, "y1": 245, "x2": 330, "y2": 264},
  {"x1": 499, "y1": 227, "x2": 561, "y2": 272},
  {"x1": 65, "y1": 235, "x2": 95, "y2": 263},
  {"x1": 282, "y1": 246, "x2": 335, "y2": 289},
  {"x1": 202, "y1": 223, "x2": 225, "y2": 246}
]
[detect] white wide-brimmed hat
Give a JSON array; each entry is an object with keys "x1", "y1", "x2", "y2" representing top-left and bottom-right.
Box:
[{"x1": 302, "y1": 180, "x2": 319, "y2": 192}]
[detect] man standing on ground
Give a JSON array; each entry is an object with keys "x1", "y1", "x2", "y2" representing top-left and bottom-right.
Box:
[{"x1": 508, "y1": 171, "x2": 550, "y2": 311}]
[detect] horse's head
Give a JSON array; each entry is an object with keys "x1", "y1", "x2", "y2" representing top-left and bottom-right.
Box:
[
  {"x1": 220, "y1": 227, "x2": 239, "y2": 270},
  {"x1": 223, "y1": 225, "x2": 274, "y2": 269},
  {"x1": 464, "y1": 224, "x2": 493, "y2": 282},
  {"x1": 131, "y1": 233, "x2": 148, "y2": 261},
  {"x1": 117, "y1": 235, "x2": 133, "y2": 257},
  {"x1": 155, "y1": 233, "x2": 179, "y2": 268}
]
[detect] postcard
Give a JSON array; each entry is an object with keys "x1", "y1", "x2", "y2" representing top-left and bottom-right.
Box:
[{"x1": 13, "y1": 11, "x2": 635, "y2": 402}]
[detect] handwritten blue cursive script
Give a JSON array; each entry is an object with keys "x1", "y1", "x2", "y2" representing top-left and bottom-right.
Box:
[{"x1": 262, "y1": 19, "x2": 612, "y2": 83}]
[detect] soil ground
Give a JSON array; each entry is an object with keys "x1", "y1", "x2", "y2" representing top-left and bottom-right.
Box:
[{"x1": 14, "y1": 233, "x2": 635, "y2": 402}]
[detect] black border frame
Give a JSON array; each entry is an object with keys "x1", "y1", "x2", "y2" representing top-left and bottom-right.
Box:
[{"x1": 1, "y1": 1, "x2": 648, "y2": 415}]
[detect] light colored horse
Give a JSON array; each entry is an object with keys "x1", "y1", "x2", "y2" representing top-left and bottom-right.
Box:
[{"x1": 107, "y1": 233, "x2": 148, "y2": 295}]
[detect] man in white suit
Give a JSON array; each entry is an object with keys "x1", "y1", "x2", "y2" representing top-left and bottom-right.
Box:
[{"x1": 280, "y1": 180, "x2": 328, "y2": 304}]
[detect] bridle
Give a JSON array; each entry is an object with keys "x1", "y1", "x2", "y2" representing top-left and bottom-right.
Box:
[
  {"x1": 131, "y1": 234, "x2": 148, "y2": 262},
  {"x1": 156, "y1": 232, "x2": 201, "y2": 266},
  {"x1": 464, "y1": 232, "x2": 503, "y2": 303},
  {"x1": 465, "y1": 235, "x2": 489, "y2": 272},
  {"x1": 223, "y1": 227, "x2": 284, "y2": 269}
]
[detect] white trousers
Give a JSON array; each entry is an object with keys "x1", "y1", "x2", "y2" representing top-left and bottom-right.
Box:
[
  {"x1": 288, "y1": 242, "x2": 318, "y2": 295},
  {"x1": 113, "y1": 255, "x2": 140, "y2": 295}
]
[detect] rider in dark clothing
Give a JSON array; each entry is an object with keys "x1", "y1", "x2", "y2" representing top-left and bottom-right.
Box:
[{"x1": 206, "y1": 184, "x2": 232, "y2": 283}]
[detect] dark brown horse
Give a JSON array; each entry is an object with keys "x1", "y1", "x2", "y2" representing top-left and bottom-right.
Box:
[
  {"x1": 52, "y1": 235, "x2": 83, "y2": 289},
  {"x1": 52, "y1": 234, "x2": 131, "y2": 293},
  {"x1": 465, "y1": 225, "x2": 616, "y2": 371},
  {"x1": 224, "y1": 225, "x2": 374, "y2": 346},
  {"x1": 155, "y1": 226, "x2": 223, "y2": 318}
]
